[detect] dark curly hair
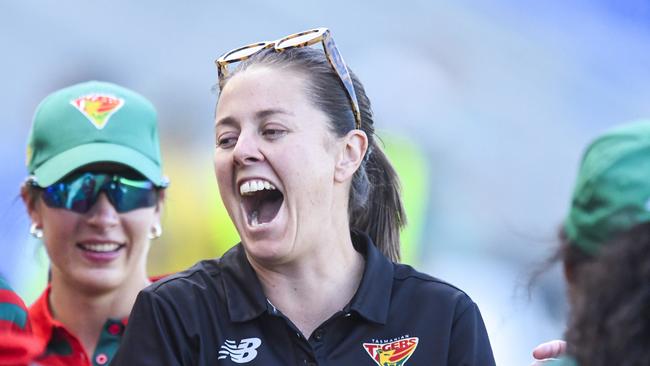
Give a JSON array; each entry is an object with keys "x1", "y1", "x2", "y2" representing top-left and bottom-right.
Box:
[{"x1": 564, "y1": 222, "x2": 650, "y2": 366}]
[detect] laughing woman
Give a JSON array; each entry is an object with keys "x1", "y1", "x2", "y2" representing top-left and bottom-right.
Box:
[
  {"x1": 23, "y1": 81, "x2": 167, "y2": 366},
  {"x1": 113, "y1": 28, "x2": 495, "y2": 366}
]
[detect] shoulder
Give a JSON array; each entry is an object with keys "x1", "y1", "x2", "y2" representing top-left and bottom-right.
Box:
[
  {"x1": 129, "y1": 259, "x2": 228, "y2": 328},
  {"x1": 0, "y1": 278, "x2": 30, "y2": 330},
  {"x1": 143, "y1": 259, "x2": 223, "y2": 299},
  {"x1": 392, "y1": 262, "x2": 476, "y2": 313}
]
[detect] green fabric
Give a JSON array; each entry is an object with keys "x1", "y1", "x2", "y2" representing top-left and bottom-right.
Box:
[
  {"x1": 92, "y1": 318, "x2": 123, "y2": 366},
  {"x1": 45, "y1": 330, "x2": 74, "y2": 355},
  {"x1": 27, "y1": 81, "x2": 165, "y2": 187},
  {"x1": 565, "y1": 120, "x2": 650, "y2": 255},
  {"x1": 0, "y1": 303, "x2": 28, "y2": 329}
]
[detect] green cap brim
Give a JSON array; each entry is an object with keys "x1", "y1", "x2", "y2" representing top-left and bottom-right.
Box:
[{"x1": 32, "y1": 142, "x2": 164, "y2": 187}]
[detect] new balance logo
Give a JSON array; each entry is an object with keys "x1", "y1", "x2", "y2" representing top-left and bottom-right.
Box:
[{"x1": 218, "y1": 338, "x2": 262, "y2": 363}]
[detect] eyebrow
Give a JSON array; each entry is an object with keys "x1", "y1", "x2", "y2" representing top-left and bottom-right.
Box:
[{"x1": 216, "y1": 108, "x2": 295, "y2": 128}]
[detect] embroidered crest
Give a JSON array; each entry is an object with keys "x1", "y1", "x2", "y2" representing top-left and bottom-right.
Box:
[
  {"x1": 363, "y1": 336, "x2": 419, "y2": 366},
  {"x1": 70, "y1": 94, "x2": 124, "y2": 129}
]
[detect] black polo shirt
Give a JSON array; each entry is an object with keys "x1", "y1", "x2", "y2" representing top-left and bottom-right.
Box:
[{"x1": 112, "y1": 232, "x2": 495, "y2": 365}]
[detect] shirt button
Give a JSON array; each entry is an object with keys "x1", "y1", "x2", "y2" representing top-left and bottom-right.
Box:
[
  {"x1": 108, "y1": 323, "x2": 123, "y2": 335},
  {"x1": 95, "y1": 353, "x2": 108, "y2": 365},
  {"x1": 313, "y1": 329, "x2": 324, "y2": 341}
]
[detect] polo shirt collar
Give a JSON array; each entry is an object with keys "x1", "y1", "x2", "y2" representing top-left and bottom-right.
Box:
[
  {"x1": 221, "y1": 233, "x2": 394, "y2": 325},
  {"x1": 347, "y1": 231, "x2": 394, "y2": 325},
  {"x1": 29, "y1": 284, "x2": 143, "y2": 347},
  {"x1": 220, "y1": 244, "x2": 268, "y2": 322},
  {"x1": 28, "y1": 286, "x2": 56, "y2": 353}
]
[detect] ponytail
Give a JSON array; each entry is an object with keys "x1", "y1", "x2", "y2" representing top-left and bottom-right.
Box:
[
  {"x1": 349, "y1": 139, "x2": 405, "y2": 262},
  {"x1": 347, "y1": 73, "x2": 406, "y2": 262}
]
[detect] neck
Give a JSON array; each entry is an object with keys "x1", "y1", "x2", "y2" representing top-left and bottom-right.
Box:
[
  {"x1": 48, "y1": 275, "x2": 150, "y2": 358},
  {"x1": 249, "y1": 230, "x2": 365, "y2": 338}
]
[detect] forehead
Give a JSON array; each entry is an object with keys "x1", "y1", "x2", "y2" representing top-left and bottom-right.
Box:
[{"x1": 216, "y1": 66, "x2": 312, "y2": 119}]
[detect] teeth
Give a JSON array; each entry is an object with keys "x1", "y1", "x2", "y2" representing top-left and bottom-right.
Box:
[
  {"x1": 240, "y1": 179, "x2": 277, "y2": 196},
  {"x1": 79, "y1": 243, "x2": 121, "y2": 253}
]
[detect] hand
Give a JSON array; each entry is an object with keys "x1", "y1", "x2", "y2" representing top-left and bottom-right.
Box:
[{"x1": 531, "y1": 340, "x2": 566, "y2": 364}]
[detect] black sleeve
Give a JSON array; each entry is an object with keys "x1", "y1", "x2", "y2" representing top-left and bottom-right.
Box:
[
  {"x1": 111, "y1": 289, "x2": 194, "y2": 366},
  {"x1": 447, "y1": 300, "x2": 496, "y2": 366}
]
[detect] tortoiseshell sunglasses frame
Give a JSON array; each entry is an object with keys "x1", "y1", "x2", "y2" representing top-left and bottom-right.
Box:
[{"x1": 215, "y1": 27, "x2": 362, "y2": 129}]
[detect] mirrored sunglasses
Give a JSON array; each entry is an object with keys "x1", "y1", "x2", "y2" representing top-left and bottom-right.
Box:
[
  {"x1": 29, "y1": 172, "x2": 160, "y2": 214},
  {"x1": 215, "y1": 27, "x2": 362, "y2": 129}
]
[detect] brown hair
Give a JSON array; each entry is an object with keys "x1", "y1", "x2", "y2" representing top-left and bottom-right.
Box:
[
  {"x1": 219, "y1": 47, "x2": 406, "y2": 261},
  {"x1": 564, "y1": 222, "x2": 650, "y2": 365}
]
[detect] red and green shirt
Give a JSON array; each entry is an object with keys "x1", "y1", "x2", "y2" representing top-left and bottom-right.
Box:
[
  {"x1": 28, "y1": 287, "x2": 129, "y2": 366},
  {"x1": 0, "y1": 277, "x2": 42, "y2": 366}
]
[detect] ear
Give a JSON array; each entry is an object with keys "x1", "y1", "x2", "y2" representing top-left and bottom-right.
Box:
[
  {"x1": 334, "y1": 129, "x2": 368, "y2": 183},
  {"x1": 20, "y1": 182, "x2": 42, "y2": 225}
]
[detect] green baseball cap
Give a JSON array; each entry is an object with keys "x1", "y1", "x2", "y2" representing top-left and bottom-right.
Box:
[
  {"x1": 564, "y1": 120, "x2": 650, "y2": 255},
  {"x1": 26, "y1": 81, "x2": 165, "y2": 187}
]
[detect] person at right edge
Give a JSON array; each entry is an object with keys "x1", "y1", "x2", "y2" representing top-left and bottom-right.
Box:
[
  {"x1": 112, "y1": 27, "x2": 495, "y2": 365},
  {"x1": 532, "y1": 120, "x2": 650, "y2": 365}
]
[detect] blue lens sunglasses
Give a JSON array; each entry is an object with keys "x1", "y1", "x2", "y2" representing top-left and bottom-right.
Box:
[{"x1": 28, "y1": 172, "x2": 166, "y2": 214}]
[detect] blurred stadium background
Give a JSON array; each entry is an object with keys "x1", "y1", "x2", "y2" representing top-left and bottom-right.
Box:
[{"x1": 2, "y1": 1, "x2": 650, "y2": 364}]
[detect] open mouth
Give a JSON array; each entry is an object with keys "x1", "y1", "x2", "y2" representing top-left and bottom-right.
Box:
[{"x1": 240, "y1": 179, "x2": 284, "y2": 226}]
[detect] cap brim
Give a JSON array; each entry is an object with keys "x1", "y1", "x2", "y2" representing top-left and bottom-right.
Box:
[{"x1": 32, "y1": 142, "x2": 164, "y2": 187}]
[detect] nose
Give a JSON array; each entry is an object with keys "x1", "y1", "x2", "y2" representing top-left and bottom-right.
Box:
[
  {"x1": 85, "y1": 193, "x2": 120, "y2": 229},
  {"x1": 232, "y1": 131, "x2": 264, "y2": 166}
]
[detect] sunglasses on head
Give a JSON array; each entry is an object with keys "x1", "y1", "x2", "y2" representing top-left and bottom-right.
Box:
[
  {"x1": 215, "y1": 27, "x2": 362, "y2": 129},
  {"x1": 29, "y1": 172, "x2": 162, "y2": 214}
]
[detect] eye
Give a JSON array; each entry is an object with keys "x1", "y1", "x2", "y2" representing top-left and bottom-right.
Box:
[
  {"x1": 216, "y1": 132, "x2": 238, "y2": 149},
  {"x1": 262, "y1": 127, "x2": 288, "y2": 140}
]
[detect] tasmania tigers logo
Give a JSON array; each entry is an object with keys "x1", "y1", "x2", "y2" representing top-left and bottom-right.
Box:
[
  {"x1": 363, "y1": 336, "x2": 419, "y2": 366},
  {"x1": 71, "y1": 94, "x2": 124, "y2": 129}
]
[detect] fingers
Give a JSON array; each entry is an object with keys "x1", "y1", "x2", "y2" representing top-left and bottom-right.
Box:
[{"x1": 532, "y1": 339, "x2": 567, "y2": 360}]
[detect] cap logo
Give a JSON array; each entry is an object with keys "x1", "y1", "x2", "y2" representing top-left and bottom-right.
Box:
[
  {"x1": 70, "y1": 94, "x2": 124, "y2": 130},
  {"x1": 363, "y1": 336, "x2": 419, "y2": 366}
]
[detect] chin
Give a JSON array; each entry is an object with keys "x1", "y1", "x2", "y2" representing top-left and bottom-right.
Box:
[
  {"x1": 76, "y1": 269, "x2": 125, "y2": 293},
  {"x1": 241, "y1": 237, "x2": 294, "y2": 265}
]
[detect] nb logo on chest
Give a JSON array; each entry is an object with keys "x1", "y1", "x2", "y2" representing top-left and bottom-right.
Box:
[{"x1": 218, "y1": 337, "x2": 262, "y2": 363}]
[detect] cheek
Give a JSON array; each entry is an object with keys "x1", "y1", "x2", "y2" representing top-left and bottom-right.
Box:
[
  {"x1": 214, "y1": 155, "x2": 233, "y2": 192},
  {"x1": 41, "y1": 210, "x2": 78, "y2": 242},
  {"x1": 122, "y1": 210, "x2": 157, "y2": 237}
]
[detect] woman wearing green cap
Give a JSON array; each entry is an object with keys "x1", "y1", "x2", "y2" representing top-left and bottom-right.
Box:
[
  {"x1": 532, "y1": 120, "x2": 650, "y2": 365},
  {"x1": 20, "y1": 81, "x2": 168, "y2": 366}
]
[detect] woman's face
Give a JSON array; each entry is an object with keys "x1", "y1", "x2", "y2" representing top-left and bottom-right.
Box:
[
  {"x1": 26, "y1": 164, "x2": 161, "y2": 293},
  {"x1": 214, "y1": 66, "x2": 344, "y2": 265}
]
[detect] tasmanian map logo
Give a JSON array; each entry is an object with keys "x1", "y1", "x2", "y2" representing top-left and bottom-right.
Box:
[
  {"x1": 71, "y1": 94, "x2": 124, "y2": 129},
  {"x1": 363, "y1": 336, "x2": 419, "y2": 366}
]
